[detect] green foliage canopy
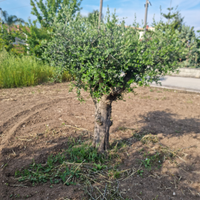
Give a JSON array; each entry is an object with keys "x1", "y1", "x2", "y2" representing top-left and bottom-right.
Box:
[
  {"x1": 44, "y1": 8, "x2": 186, "y2": 100},
  {"x1": 30, "y1": 0, "x2": 82, "y2": 27}
]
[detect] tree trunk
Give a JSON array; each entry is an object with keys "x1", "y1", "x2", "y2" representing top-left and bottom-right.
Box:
[{"x1": 92, "y1": 95, "x2": 112, "y2": 152}]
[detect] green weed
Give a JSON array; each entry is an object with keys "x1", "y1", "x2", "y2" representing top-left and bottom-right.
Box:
[
  {"x1": 108, "y1": 169, "x2": 121, "y2": 179},
  {"x1": 137, "y1": 169, "x2": 143, "y2": 177},
  {"x1": 92, "y1": 163, "x2": 107, "y2": 171},
  {"x1": 142, "y1": 152, "x2": 162, "y2": 170},
  {"x1": 118, "y1": 126, "x2": 127, "y2": 131},
  {"x1": 140, "y1": 96, "x2": 151, "y2": 99}
]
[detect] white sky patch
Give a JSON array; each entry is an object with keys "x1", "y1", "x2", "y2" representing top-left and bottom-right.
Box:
[{"x1": 171, "y1": 0, "x2": 200, "y2": 9}]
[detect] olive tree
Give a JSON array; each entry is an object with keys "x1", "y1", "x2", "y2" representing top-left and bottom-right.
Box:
[{"x1": 44, "y1": 7, "x2": 186, "y2": 152}]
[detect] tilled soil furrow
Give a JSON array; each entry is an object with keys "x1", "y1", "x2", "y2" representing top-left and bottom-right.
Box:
[{"x1": 0, "y1": 97, "x2": 73, "y2": 146}]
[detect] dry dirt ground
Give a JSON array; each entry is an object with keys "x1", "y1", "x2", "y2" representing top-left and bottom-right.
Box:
[{"x1": 0, "y1": 82, "x2": 200, "y2": 200}]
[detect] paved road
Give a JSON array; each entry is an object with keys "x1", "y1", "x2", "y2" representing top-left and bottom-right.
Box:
[{"x1": 150, "y1": 76, "x2": 200, "y2": 93}]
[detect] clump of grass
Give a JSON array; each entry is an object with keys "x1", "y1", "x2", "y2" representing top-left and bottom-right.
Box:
[
  {"x1": 133, "y1": 131, "x2": 147, "y2": 141},
  {"x1": 61, "y1": 71, "x2": 75, "y2": 82},
  {"x1": 0, "y1": 50, "x2": 54, "y2": 88},
  {"x1": 67, "y1": 144, "x2": 105, "y2": 163},
  {"x1": 141, "y1": 134, "x2": 159, "y2": 144}
]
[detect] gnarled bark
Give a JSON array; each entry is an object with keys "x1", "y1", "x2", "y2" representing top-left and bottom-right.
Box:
[{"x1": 92, "y1": 95, "x2": 113, "y2": 152}]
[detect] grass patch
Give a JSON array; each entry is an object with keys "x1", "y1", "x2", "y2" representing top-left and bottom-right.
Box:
[
  {"x1": 0, "y1": 50, "x2": 55, "y2": 88},
  {"x1": 15, "y1": 143, "x2": 109, "y2": 186},
  {"x1": 12, "y1": 134, "x2": 186, "y2": 199},
  {"x1": 0, "y1": 50, "x2": 74, "y2": 88},
  {"x1": 14, "y1": 139, "x2": 123, "y2": 187}
]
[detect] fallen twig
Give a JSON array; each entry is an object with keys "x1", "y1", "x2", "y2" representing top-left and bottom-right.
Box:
[
  {"x1": 102, "y1": 184, "x2": 107, "y2": 200},
  {"x1": 64, "y1": 160, "x2": 85, "y2": 185},
  {"x1": 9, "y1": 184, "x2": 28, "y2": 187},
  {"x1": 65, "y1": 124, "x2": 88, "y2": 131},
  {"x1": 136, "y1": 195, "x2": 142, "y2": 200}
]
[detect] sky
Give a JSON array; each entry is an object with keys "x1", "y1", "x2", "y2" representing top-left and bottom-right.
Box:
[{"x1": 0, "y1": 0, "x2": 200, "y2": 30}]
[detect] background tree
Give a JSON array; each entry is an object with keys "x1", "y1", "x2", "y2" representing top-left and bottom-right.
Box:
[
  {"x1": 2, "y1": 10, "x2": 25, "y2": 28},
  {"x1": 179, "y1": 25, "x2": 198, "y2": 66},
  {"x1": 20, "y1": 19, "x2": 53, "y2": 59},
  {"x1": 44, "y1": 8, "x2": 186, "y2": 152},
  {"x1": 156, "y1": 7, "x2": 200, "y2": 68},
  {"x1": 30, "y1": 0, "x2": 82, "y2": 27},
  {"x1": 158, "y1": 6, "x2": 184, "y2": 33},
  {"x1": 0, "y1": 24, "x2": 23, "y2": 55},
  {"x1": 196, "y1": 30, "x2": 200, "y2": 65}
]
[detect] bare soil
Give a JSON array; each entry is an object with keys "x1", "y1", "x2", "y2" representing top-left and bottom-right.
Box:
[{"x1": 0, "y1": 83, "x2": 200, "y2": 200}]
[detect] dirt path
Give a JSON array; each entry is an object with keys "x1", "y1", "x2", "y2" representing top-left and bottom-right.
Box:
[{"x1": 0, "y1": 83, "x2": 200, "y2": 200}]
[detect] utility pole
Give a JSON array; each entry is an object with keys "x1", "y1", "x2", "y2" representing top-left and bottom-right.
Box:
[
  {"x1": 144, "y1": 0, "x2": 151, "y2": 33},
  {"x1": 99, "y1": 0, "x2": 103, "y2": 29}
]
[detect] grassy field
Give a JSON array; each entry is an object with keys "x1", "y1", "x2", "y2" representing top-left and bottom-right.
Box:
[{"x1": 0, "y1": 50, "x2": 73, "y2": 88}]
